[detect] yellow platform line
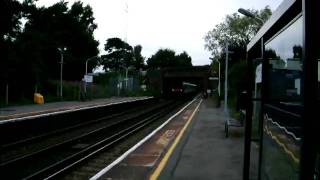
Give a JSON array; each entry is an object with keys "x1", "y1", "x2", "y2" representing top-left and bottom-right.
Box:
[
  {"x1": 264, "y1": 127, "x2": 300, "y2": 164},
  {"x1": 149, "y1": 99, "x2": 202, "y2": 180}
]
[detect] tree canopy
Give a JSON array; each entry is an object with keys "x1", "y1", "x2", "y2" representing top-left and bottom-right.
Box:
[
  {"x1": 147, "y1": 49, "x2": 192, "y2": 69},
  {"x1": 18, "y1": 1, "x2": 99, "y2": 81},
  {"x1": 204, "y1": 7, "x2": 272, "y2": 110},
  {"x1": 204, "y1": 6, "x2": 272, "y2": 62},
  {"x1": 0, "y1": 0, "x2": 22, "y2": 42},
  {"x1": 0, "y1": 0, "x2": 99, "y2": 101},
  {"x1": 101, "y1": 37, "x2": 133, "y2": 71},
  {"x1": 133, "y1": 45, "x2": 145, "y2": 70},
  {"x1": 0, "y1": 0, "x2": 22, "y2": 82},
  {"x1": 101, "y1": 38, "x2": 146, "y2": 71}
]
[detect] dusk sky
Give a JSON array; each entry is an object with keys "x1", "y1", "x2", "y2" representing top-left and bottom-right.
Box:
[{"x1": 35, "y1": 0, "x2": 283, "y2": 66}]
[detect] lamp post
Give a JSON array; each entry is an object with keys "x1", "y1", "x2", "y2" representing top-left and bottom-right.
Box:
[
  {"x1": 58, "y1": 47, "x2": 67, "y2": 100},
  {"x1": 216, "y1": 60, "x2": 221, "y2": 97},
  {"x1": 238, "y1": 8, "x2": 265, "y2": 105},
  {"x1": 238, "y1": 8, "x2": 264, "y2": 180},
  {"x1": 124, "y1": 67, "x2": 128, "y2": 89},
  {"x1": 210, "y1": 57, "x2": 221, "y2": 97},
  {"x1": 116, "y1": 65, "x2": 128, "y2": 96},
  {"x1": 84, "y1": 56, "x2": 99, "y2": 93},
  {"x1": 224, "y1": 42, "x2": 229, "y2": 114},
  {"x1": 238, "y1": 8, "x2": 264, "y2": 24},
  {"x1": 119, "y1": 65, "x2": 132, "y2": 90},
  {"x1": 218, "y1": 61, "x2": 221, "y2": 96}
]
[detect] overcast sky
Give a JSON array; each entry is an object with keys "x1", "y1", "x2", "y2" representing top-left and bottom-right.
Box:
[{"x1": 36, "y1": 0, "x2": 283, "y2": 65}]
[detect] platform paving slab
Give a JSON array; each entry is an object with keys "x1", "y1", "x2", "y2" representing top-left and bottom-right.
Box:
[
  {"x1": 159, "y1": 99, "x2": 244, "y2": 180},
  {"x1": 0, "y1": 97, "x2": 151, "y2": 120},
  {"x1": 95, "y1": 99, "x2": 201, "y2": 180},
  {"x1": 93, "y1": 98, "x2": 244, "y2": 180}
]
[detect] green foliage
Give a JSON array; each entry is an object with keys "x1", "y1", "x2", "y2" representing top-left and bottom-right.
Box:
[
  {"x1": 0, "y1": 0, "x2": 22, "y2": 84},
  {"x1": 85, "y1": 84, "x2": 110, "y2": 100},
  {"x1": 44, "y1": 80, "x2": 80, "y2": 101},
  {"x1": 101, "y1": 37, "x2": 134, "y2": 71},
  {"x1": 133, "y1": 45, "x2": 145, "y2": 70},
  {"x1": 147, "y1": 49, "x2": 192, "y2": 69},
  {"x1": 0, "y1": 0, "x2": 99, "y2": 104},
  {"x1": 0, "y1": 0, "x2": 22, "y2": 41},
  {"x1": 228, "y1": 60, "x2": 248, "y2": 111},
  {"x1": 228, "y1": 60, "x2": 247, "y2": 95},
  {"x1": 18, "y1": 1, "x2": 99, "y2": 81},
  {"x1": 205, "y1": 7, "x2": 272, "y2": 111},
  {"x1": 93, "y1": 71, "x2": 119, "y2": 85},
  {"x1": 176, "y1": 51, "x2": 192, "y2": 67},
  {"x1": 204, "y1": 6, "x2": 272, "y2": 59},
  {"x1": 100, "y1": 38, "x2": 146, "y2": 71}
]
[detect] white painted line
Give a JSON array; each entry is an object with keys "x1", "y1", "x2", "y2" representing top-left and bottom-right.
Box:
[
  {"x1": 0, "y1": 97, "x2": 153, "y2": 124},
  {"x1": 90, "y1": 97, "x2": 199, "y2": 180},
  {"x1": 265, "y1": 113, "x2": 301, "y2": 141}
]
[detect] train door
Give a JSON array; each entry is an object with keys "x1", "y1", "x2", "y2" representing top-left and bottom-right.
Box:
[{"x1": 260, "y1": 16, "x2": 303, "y2": 180}]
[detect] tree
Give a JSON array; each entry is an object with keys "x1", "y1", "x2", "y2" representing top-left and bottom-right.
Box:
[
  {"x1": 0, "y1": 0, "x2": 22, "y2": 42},
  {"x1": 293, "y1": 45, "x2": 302, "y2": 59},
  {"x1": 17, "y1": 1, "x2": 99, "y2": 81},
  {"x1": 204, "y1": 6, "x2": 272, "y2": 60},
  {"x1": 133, "y1": 45, "x2": 145, "y2": 70},
  {"x1": 147, "y1": 49, "x2": 176, "y2": 69},
  {"x1": 0, "y1": 0, "x2": 99, "y2": 102},
  {"x1": 0, "y1": 0, "x2": 22, "y2": 83},
  {"x1": 147, "y1": 48, "x2": 192, "y2": 69},
  {"x1": 101, "y1": 37, "x2": 133, "y2": 71},
  {"x1": 204, "y1": 7, "x2": 272, "y2": 110},
  {"x1": 176, "y1": 51, "x2": 192, "y2": 67}
]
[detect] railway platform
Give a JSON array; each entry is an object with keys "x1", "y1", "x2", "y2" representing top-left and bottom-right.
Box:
[
  {"x1": 91, "y1": 98, "x2": 244, "y2": 180},
  {"x1": 0, "y1": 97, "x2": 152, "y2": 121}
]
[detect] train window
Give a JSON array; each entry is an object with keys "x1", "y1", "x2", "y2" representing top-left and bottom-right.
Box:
[
  {"x1": 317, "y1": 52, "x2": 320, "y2": 180},
  {"x1": 261, "y1": 16, "x2": 303, "y2": 180},
  {"x1": 318, "y1": 58, "x2": 320, "y2": 100}
]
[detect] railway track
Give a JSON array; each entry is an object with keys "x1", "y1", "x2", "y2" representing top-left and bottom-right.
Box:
[
  {"x1": 0, "y1": 101, "x2": 161, "y2": 162},
  {"x1": 0, "y1": 99, "x2": 186, "y2": 179}
]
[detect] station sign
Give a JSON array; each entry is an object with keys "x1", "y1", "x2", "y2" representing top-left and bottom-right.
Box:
[
  {"x1": 209, "y1": 77, "x2": 218, "y2": 80},
  {"x1": 83, "y1": 75, "x2": 93, "y2": 83},
  {"x1": 255, "y1": 64, "x2": 262, "y2": 83}
]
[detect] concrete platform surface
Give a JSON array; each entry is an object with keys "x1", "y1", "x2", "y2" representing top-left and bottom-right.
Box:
[
  {"x1": 0, "y1": 97, "x2": 152, "y2": 120},
  {"x1": 92, "y1": 98, "x2": 244, "y2": 180},
  {"x1": 93, "y1": 98, "x2": 201, "y2": 180},
  {"x1": 158, "y1": 99, "x2": 244, "y2": 180}
]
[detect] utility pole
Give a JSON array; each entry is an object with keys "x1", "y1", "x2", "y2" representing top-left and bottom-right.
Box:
[
  {"x1": 84, "y1": 56, "x2": 98, "y2": 93},
  {"x1": 125, "y1": 67, "x2": 128, "y2": 89},
  {"x1": 238, "y1": 8, "x2": 265, "y2": 180},
  {"x1": 58, "y1": 47, "x2": 66, "y2": 100},
  {"x1": 124, "y1": 1, "x2": 128, "y2": 42},
  {"x1": 224, "y1": 42, "x2": 229, "y2": 113},
  {"x1": 5, "y1": 84, "x2": 8, "y2": 105},
  {"x1": 217, "y1": 60, "x2": 221, "y2": 96},
  {"x1": 60, "y1": 52, "x2": 63, "y2": 100},
  {"x1": 210, "y1": 57, "x2": 221, "y2": 97}
]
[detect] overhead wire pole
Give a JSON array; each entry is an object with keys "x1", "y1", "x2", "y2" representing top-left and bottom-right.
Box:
[
  {"x1": 60, "y1": 53, "x2": 63, "y2": 99},
  {"x1": 218, "y1": 60, "x2": 221, "y2": 96},
  {"x1": 237, "y1": 8, "x2": 264, "y2": 180},
  {"x1": 224, "y1": 42, "x2": 229, "y2": 114},
  {"x1": 215, "y1": 59, "x2": 221, "y2": 97},
  {"x1": 124, "y1": 1, "x2": 128, "y2": 42},
  {"x1": 124, "y1": 1, "x2": 129, "y2": 90},
  {"x1": 58, "y1": 47, "x2": 66, "y2": 100},
  {"x1": 210, "y1": 57, "x2": 221, "y2": 97},
  {"x1": 84, "y1": 56, "x2": 98, "y2": 94}
]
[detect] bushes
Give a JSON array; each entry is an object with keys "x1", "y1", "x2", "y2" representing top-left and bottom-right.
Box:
[
  {"x1": 85, "y1": 84, "x2": 110, "y2": 99},
  {"x1": 228, "y1": 60, "x2": 247, "y2": 111}
]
